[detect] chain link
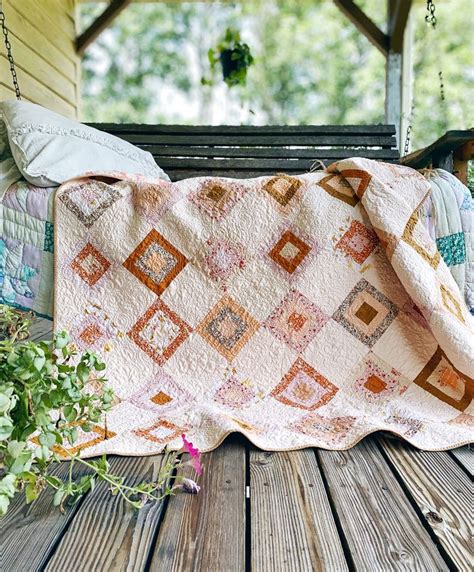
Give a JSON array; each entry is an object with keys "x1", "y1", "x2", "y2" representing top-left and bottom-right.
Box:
[
  {"x1": 0, "y1": 8, "x2": 21, "y2": 100},
  {"x1": 425, "y1": 0, "x2": 437, "y2": 28}
]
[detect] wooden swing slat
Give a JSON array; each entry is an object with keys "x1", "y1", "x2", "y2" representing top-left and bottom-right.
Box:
[
  {"x1": 90, "y1": 123, "x2": 399, "y2": 180},
  {"x1": 149, "y1": 146, "x2": 400, "y2": 160},
  {"x1": 110, "y1": 134, "x2": 397, "y2": 147},
  {"x1": 156, "y1": 156, "x2": 395, "y2": 172},
  {"x1": 89, "y1": 123, "x2": 396, "y2": 135}
]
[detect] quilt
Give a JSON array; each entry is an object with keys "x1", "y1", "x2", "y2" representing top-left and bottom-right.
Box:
[
  {"x1": 0, "y1": 180, "x2": 55, "y2": 318},
  {"x1": 422, "y1": 169, "x2": 473, "y2": 315},
  {"x1": 2, "y1": 169, "x2": 471, "y2": 323},
  {"x1": 53, "y1": 159, "x2": 474, "y2": 455}
]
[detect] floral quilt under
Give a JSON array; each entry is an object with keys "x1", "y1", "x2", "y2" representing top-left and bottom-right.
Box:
[{"x1": 53, "y1": 159, "x2": 473, "y2": 455}]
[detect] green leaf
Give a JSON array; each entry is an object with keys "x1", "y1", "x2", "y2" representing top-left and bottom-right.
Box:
[
  {"x1": 53, "y1": 489, "x2": 66, "y2": 507},
  {"x1": 64, "y1": 405, "x2": 77, "y2": 423},
  {"x1": 25, "y1": 483, "x2": 39, "y2": 504},
  {"x1": 6, "y1": 351, "x2": 18, "y2": 366},
  {"x1": 55, "y1": 332, "x2": 69, "y2": 349},
  {"x1": 33, "y1": 356, "x2": 46, "y2": 371},
  {"x1": 0, "y1": 474, "x2": 17, "y2": 496},
  {"x1": 45, "y1": 476, "x2": 62, "y2": 488},
  {"x1": 39, "y1": 432, "x2": 57, "y2": 448},
  {"x1": 0, "y1": 494, "x2": 10, "y2": 516},
  {"x1": 9, "y1": 451, "x2": 33, "y2": 475},
  {"x1": 0, "y1": 417, "x2": 14, "y2": 441},
  {"x1": 0, "y1": 393, "x2": 10, "y2": 413},
  {"x1": 7, "y1": 440, "x2": 25, "y2": 459},
  {"x1": 17, "y1": 369, "x2": 34, "y2": 381},
  {"x1": 77, "y1": 363, "x2": 90, "y2": 383}
]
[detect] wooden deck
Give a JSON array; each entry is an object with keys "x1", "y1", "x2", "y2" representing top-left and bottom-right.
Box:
[{"x1": 1, "y1": 321, "x2": 472, "y2": 572}]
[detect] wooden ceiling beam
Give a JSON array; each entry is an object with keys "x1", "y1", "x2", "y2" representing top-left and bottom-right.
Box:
[
  {"x1": 389, "y1": 0, "x2": 412, "y2": 52},
  {"x1": 76, "y1": 0, "x2": 133, "y2": 55},
  {"x1": 333, "y1": 0, "x2": 390, "y2": 57}
]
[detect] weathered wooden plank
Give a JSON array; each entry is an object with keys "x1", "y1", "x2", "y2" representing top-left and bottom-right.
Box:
[
  {"x1": 250, "y1": 449, "x2": 348, "y2": 572},
  {"x1": 166, "y1": 170, "x2": 302, "y2": 181},
  {"x1": 402, "y1": 130, "x2": 473, "y2": 169},
  {"x1": 0, "y1": 56, "x2": 76, "y2": 117},
  {"x1": 45, "y1": 455, "x2": 170, "y2": 572},
  {"x1": 158, "y1": 158, "x2": 319, "y2": 171},
  {"x1": 0, "y1": 462, "x2": 90, "y2": 572},
  {"x1": 165, "y1": 164, "x2": 399, "y2": 181},
  {"x1": 0, "y1": 83, "x2": 21, "y2": 102},
  {"x1": 380, "y1": 439, "x2": 471, "y2": 572},
  {"x1": 37, "y1": 0, "x2": 77, "y2": 42},
  {"x1": 11, "y1": 0, "x2": 77, "y2": 60},
  {"x1": 151, "y1": 146, "x2": 400, "y2": 160},
  {"x1": 115, "y1": 133, "x2": 397, "y2": 147},
  {"x1": 156, "y1": 155, "x2": 392, "y2": 171},
  {"x1": 318, "y1": 438, "x2": 448, "y2": 571},
  {"x1": 6, "y1": 4, "x2": 77, "y2": 78},
  {"x1": 7, "y1": 32, "x2": 77, "y2": 105},
  {"x1": 151, "y1": 441, "x2": 245, "y2": 571},
  {"x1": 90, "y1": 123, "x2": 396, "y2": 135},
  {"x1": 450, "y1": 446, "x2": 473, "y2": 477}
]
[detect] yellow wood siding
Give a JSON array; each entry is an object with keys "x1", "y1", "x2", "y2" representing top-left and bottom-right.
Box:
[{"x1": 1, "y1": 0, "x2": 79, "y2": 118}]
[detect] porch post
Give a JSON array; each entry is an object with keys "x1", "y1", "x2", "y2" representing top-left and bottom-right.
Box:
[
  {"x1": 385, "y1": 0, "x2": 413, "y2": 149},
  {"x1": 385, "y1": 51, "x2": 402, "y2": 147}
]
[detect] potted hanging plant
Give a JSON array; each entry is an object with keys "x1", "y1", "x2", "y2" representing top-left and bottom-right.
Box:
[{"x1": 204, "y1": 27, "x2": 254, "y2": 88}]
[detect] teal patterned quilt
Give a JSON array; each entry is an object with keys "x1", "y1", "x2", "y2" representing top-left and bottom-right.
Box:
[
  {"x1": 1, "y1": 180, "x2": 55, "y2": 319},
  {"x1": 0, "y1": 168, "x2": 472, "y2": 320},
  {"x1": 422, "y1": 169, "x2": 473, "y2": 316}
]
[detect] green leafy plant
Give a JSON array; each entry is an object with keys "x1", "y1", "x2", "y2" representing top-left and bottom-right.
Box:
[
  {"x1": 0, "y1": 305, "x2": 201, "y2": 516},
  {"x1": 203, "y1": 27, "x2": 254, "y2": 88}
]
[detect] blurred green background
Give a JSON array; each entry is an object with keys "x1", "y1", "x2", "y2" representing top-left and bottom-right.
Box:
[{"x1": 79, "y1": 0, "x2": 473, "y2": 150}]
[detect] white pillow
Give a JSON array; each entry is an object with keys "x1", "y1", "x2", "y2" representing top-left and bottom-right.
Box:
[
  {"x1": 0, "y1": 118, "x2": 22, "y2": 201},
  {"x1": 0, "y1": 100, "x2": 169, "y2": 186}
]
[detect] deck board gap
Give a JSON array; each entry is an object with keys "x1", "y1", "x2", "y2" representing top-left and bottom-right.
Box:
[
  {"x1": 245, "y1": 444, "x2": 251, "y2": 572},
  {"x1": 142, "y1": 456, "x2": 180, "y2": 572},
  {"x1": 447, "y1": 447, "x2": 473, "y2": 479},
  {"x1": 39, "y1": 481, "x2": 92, "y2": 572},
  {"x1": 376, "y1": 441, "x2": 458, "y2": 572},
  {"x1": 313, "y1": 449, "x2": 355, "y2": 572}
]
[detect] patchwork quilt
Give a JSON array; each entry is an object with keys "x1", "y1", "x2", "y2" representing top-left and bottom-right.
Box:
[
  {"x1": 422, "y1": 169, "x2": 473, "y2": 315},
  {"x1": 53, "y1": 159, "x2": 474, "y2": 455},
  {"x1": 2, "y1": 169, "x2": 472, "y2": 323},
  {"x1": 0, "y1": 180, "x2": 55, "y2": 318}
]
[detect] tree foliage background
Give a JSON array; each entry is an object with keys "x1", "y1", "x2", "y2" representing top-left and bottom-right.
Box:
[{"x1": 80, "y1": 0, "x2": 473, "y2": 149}]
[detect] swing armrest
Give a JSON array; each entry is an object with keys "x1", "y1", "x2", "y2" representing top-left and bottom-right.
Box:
[{"x1": 401, "y1": 130, "x2": 474, "y2": 179}]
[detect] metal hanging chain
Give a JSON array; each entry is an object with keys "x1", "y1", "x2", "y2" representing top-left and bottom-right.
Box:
[
  {"x1": 403, "y1": 101, "x2": 415, "y2": 156},
  {"x1": 425, "y1": 0, "x2": 437, "y2": 28},
  {"x1": 426, "y1": 2, "x2": 445, "y2": 106},
  {"x1": 404, "y1": 0, "x2": 445, "y2": 155},
  {"x1": 0, "y1": 7, "x2": 21, "y2": 100},
  {"x1": 403, "y1": 125, "x2": 412, "y2": 156},
  {"x1": 438, "y1": 70, "x2": 445, "y2": 101}
]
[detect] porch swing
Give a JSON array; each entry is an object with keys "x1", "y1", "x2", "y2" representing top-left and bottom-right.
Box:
[{"x1": 0, "y1": 1, "x2": 471, "y2": 183}]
